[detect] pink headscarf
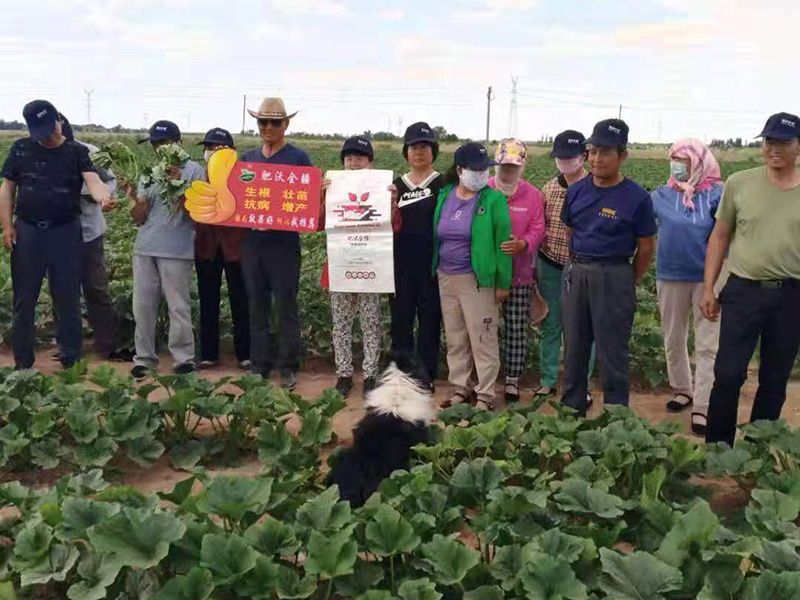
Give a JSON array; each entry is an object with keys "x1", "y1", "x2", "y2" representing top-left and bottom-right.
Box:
[{"x1": 668, "y1": 138, "x2": 722, "y2": 210}]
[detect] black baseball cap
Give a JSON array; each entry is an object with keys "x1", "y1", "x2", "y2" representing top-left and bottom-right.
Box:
[
  {"x1": 404, "y1": 121, "x2": 437, "y2": 145},
  {"x1": 198, "y1": 127, "x2": 234, "y2": 148},
  {"x1": 454, "y1": 142, "x2": 496, "y2": 170},
  {"x1": 23, "y1": 99, "x2": 58, "y2": 142},
  {"x1": 138, "y1": 120, "x2": 181, "y2": 144},
  {"x1": 340, "y1": 135, "x2": 374, "y2": 162},
  {"x1": 550, "y1": 130, "x2": 586, "y2": 158},
  {"x1": 58, "y1": 113, "x2": 74, "y2": 141},
  {"x1": 586, "y1": 118, "x2": 629, "y2": 148},
  {"x1": 757, "y1": 112, "x2": 800, "y2": 141}
]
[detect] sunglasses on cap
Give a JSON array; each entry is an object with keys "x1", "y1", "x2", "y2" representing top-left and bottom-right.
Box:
[{"x1": 257, "y1": 118, "x2": 285, "y2": 128}]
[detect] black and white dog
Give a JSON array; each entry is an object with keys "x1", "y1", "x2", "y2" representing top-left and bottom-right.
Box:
[{"x1": 328, "y1": 353, "x2": 436, "y2": 507}]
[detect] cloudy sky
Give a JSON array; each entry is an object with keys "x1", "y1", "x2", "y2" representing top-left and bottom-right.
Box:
[{"x1": 1, "y1": 0, "x2": 796, "y2": 142}]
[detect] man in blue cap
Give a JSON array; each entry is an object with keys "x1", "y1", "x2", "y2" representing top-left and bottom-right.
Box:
[
  {"x1": 701, "y1": 112, "x2": 800, "y2": 446},
  {"x1": 0, "y1": 99, "x2": 112, "y2": 369},
  {"x1": 560, "y1": 118, "x2": 657, "y2": 416},
  {"x1": 125, "y1": 120, "x2": 205, "y2": 380},
  {"x1": 194, "y1": 127, "x2": 250, "y2": 370}
]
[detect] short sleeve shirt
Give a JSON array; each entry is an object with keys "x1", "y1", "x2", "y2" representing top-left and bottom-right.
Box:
[
  {"x1": 716, "y1": 166, "x2": 800, "y2": 280},
  {"x1": 561, "y1": 176, "x2": 657, "y2": 260},
  {"x1": 134, "y1": 160, "x2": 205, "y2": 260},
  {"x1": 1, "y1": 137, "x2": 94, "y2": 224},
  {"x1": 394, "y1": 171, "x2": 443, "y2": 242}
]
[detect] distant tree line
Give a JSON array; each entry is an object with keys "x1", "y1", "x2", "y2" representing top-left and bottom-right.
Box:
[{"x1": 709, "y1": 137, "x2": 761, "y2": 149}]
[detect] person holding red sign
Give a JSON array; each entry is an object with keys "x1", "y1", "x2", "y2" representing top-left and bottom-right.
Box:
[
  {"x1": 194, "y1": 128, "x2": 250, "y2": 371},
  {"x1": 320, "y1": 136, "x2": 401, "y2": 398},
  {"x1": 239, "y1": 98, "x2": 312, "y2": 390}
]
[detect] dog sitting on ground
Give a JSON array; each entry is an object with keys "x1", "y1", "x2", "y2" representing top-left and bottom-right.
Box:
[{"x1": 327, "y1": 353, "x2": 436, "y2": 507}]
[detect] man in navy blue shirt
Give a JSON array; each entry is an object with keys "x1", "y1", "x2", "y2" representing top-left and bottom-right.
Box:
[
  {"x1": 0, "y1": 100, "x2": 112, "y2": 369},
  {"x1": 240, "y1": 97, "x2": 313, "y2": 390},
  {"x1": 560, "y1": 119, "x2": 657, "y2": 415}
]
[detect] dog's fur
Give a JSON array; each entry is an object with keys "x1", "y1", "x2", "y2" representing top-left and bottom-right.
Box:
[{"x1": 328, "y1": 353, "x2": 435, "y2": 507}]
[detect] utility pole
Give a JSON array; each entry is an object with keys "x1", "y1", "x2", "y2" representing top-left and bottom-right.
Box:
[
  {"x1": 508, "y1": 77, "x2": 519, "y2": 138},
  {"x1": 84, "y1": 89, "x2": 94, "y2": 124},
  {"x1": 485, "y1": 86, "x2": 494, "y2": 146},
  {"x1": 186, "y1": 113, "x2": 191, "y2": 132},
  {"x1": 241, "y1": 94, "x2": 247, "y2": 135},
  {"x1": 618, "y1": 104, "x2": 622, "y2": 119}
]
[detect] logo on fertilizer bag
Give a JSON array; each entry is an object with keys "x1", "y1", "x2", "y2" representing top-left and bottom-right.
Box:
[{"x1": 239, "y1": 168, "x2": 256, "y2": 183}]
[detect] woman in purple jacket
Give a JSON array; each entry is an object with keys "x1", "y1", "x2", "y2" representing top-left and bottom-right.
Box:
[{"x1": 489, "y1": 139, "x2": 545, "y2": 404}]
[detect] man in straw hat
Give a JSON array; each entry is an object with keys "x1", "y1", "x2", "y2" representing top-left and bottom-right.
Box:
[{"x1": 240, "y1": 97, "x2": 312, "y2": 391}]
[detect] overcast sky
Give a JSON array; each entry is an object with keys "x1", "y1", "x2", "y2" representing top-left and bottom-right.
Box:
[{"x1": 1, "y1": 0, "x2": 796, "y2": 143}]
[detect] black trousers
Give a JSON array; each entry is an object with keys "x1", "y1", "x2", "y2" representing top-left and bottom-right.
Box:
[
  {"x1": 196, "y1": 250, "x2": 250, "y2": 363},
  {"x1": 561, "y1": 261, "x2": 636, "y2": 416},
  {"x1": 706, "y1": 275, "x2": 800, "y2": 447},
  {"x1": 12, "y1": 220, "x2": 83, "y2": 368},
  {"x1": 390, "y1": 240, "x2": 442, "y2": 380},
  {"x1": 240, "y1": 234, "x2": 301, "y2": 375}
]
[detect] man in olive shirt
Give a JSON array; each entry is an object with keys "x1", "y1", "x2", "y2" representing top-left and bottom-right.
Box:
[{"x1": 701, "y1": 112, "x2": 800, "y2": 446}]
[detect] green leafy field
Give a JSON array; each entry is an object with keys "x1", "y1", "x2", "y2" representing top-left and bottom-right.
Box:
[
  {"x1": 0, "y1": 133, "x2": 764, "y2": 387},
  {"x1": 2, "y1": 364, "x2": 800, "y2": 599}
]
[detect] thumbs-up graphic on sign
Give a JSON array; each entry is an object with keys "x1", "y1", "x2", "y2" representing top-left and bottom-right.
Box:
[{"x1": 185, "y1": 148, "x2": 238, "y2": 224}]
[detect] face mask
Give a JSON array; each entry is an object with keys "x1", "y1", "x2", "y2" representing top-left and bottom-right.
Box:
[
  {"x1": 670, "y1": 160, "x2": 689, "y2": 182},
  {"x1": 555, "y1": 157, "x2": 583, "y2": 175},
  {"x1": 459, "y1": 168, "x2": 490, "y2": 192},
  {"x1": 203, "y1": 149, "x2": 214, "y2": 162}
]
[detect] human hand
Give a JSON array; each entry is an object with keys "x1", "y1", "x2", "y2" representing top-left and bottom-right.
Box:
[
  {"x1": 500, "y1": 235, "x2": 526, "y2": 255},
  {"x1": 495, "y1": 288, "x2": 510, "y2": 303},
  {"x1": 185, "y1": 148, "x2": 238, "y2": 224},
  {"x1": 130, "y1": 201, "x2": 150, "y2": 226},
  {"x1": 699, "y1": 286, "x2": 720, "y2": 321},
  {"x1": 2, "y1": 227, "x2": 16, "y2": 249}
]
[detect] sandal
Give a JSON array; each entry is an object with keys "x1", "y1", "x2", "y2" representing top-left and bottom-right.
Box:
[
  {"x1": 691, "y1": 412, "x2": 707, "y2": 436},
  {"x1": 533, "y1": 385, "x2": 556, "y2": 398},
  {"x1": 475, "y1": 398, "x2": 495, "y2": 412},
  {"x1": 666, "y1": 393, "x2": 693, "y2": 413},
  {"x1": 586, "y1": 392, "x2": 594, "y2": 408},
  {"x1": 505, "y1": 381, "x2": 520, "y2": 404},
  {"x1": 442, "y1": 390, "x2": 472, "y2": 409}
]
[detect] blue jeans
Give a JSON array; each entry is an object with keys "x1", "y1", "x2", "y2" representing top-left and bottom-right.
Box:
[{"x1": 11, "y1": 219, "x2": 83, "y2": 368}]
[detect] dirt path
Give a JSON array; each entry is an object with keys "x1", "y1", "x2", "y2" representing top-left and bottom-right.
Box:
[{"x1": 2, "y1": 349, "x2": 799, "y2": 496}]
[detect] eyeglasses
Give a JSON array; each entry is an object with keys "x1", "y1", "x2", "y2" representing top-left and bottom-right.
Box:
[{"x1": 258, "y1": 118, "x2": 285, "y2": 128}]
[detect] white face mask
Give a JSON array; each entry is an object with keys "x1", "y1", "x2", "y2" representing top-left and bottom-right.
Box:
[
  {"x1": 555, "y1": 156, "x2": 584, "y2": 175},
  {"x1": 203, "y1": 149, "x2": 214, "y2": 162},
  {"x1": 670, "y1": 160, "x2": 690, "y2": 182},
  {"x1": 459, "y1": 168, "x2": 490, "y2": 192}
]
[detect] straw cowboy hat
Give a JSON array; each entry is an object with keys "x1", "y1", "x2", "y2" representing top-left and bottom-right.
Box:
[{"x1": 247, "y1": 97, "x2": 298, "y2": 120}]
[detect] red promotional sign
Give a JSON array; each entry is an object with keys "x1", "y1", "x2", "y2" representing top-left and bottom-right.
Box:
[
  {"x1": 222, "y1": 162, "x2": 323, "y2": 232},
  {"x1": 186, "y1": 149, "x2": 323, "y2": 233}
]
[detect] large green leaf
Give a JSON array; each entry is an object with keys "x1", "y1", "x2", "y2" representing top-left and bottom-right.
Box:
[
  {"x1": 296, "y1": 485, "x2": 352, "y2": 533},
  {"x1": 463, "y1": 585, "x2": 503, "y2": 600},
  {"x1": 519, "y1": 554, "x2": 587, "y2": 600},
  {"x1": 0, "y1": 581, "x2": 17, "y2": 600},
  {"x1": 305, "y1": 528, "x2": 358, "y2": 579},
  {"x1": 199, "y1": 533, "x2": 257, "y2": 586},
  {"x1": 168, "y1": 441, "x2": 206, "y2": 471},
  {"x1": 257, "y1": 421, "x2": 293, "y2": 463},
  {"x1": 244, "y1": 515, "x2": 300, "y2": 557},
  {"x1": 66, "y1": 397, "x2": 100, "y2": 444},
  {"x1": 335, "y1": 560, "x2": 385, "y2": 598},
  {"x1": 196, "y1": 476, "x2": 273, "y2": 523},
  {"x1": 490, "y1": 544, "x2": 523, "y2": 590},
  {"x1": 599, "y1": 548, "x2": 683, "y2": 600},
  {"x1": 298, "y1": 408, "x2": 333, "y2": 447},
  {"x1": 30, "y1": 438, "x2": 62, "y2": 469},
  {"x1": 151, "y1": 566, "x2": 215, "y2": 600},
  {"x1": 744, "y1": 571, "x2": 800, "y2": 600},
  {"x1": 236, "y1": 555, "x2": 280, "y2": 600},
  {"x1": 59, "y1": 497, "x2": 120, "y2": 541},
  {"x1": 398, "y1": 577, "x2": 442, "y2": 600},
  {"x1": 451, "y1": 458, "x2": 505, "y2": 504},
  {"x1": 523, "y1": 529, "x2": 596, "y2": 565},
  {"x1": 705, "y1": 445, "x2": 763, "y2": 477},
  {"x1": 756, "y1": 540, "x2": 800, "y2": 572},
  {"x1": 19, "y1": 543, "x2": 79, "y2": 587},
  {"x1": 553, "y1": 479, "x2": 624, "y2": 519},
  {"x1": 12, "y1": 521, "x2": 53, "y2": 566},
  {"x1": 275, "y1": 565, "x2": 317, "y2": 599},
  {"x1": 657, "y1": 500, "x2": 719, "y2": 567},
  {"x1": 421, "y1": 535, "x2": 480, "y2": 586},
  {"x1": 87, "y1": 507, "x2": 186, "y2": 569},
  {"x1": 365, "y1": 504, "x2": 420, "y2": 556},
  {"x1": 0, "y1": 423, "x2": 29, "y2": 457},
  {"x1": 104, "y1": 398, "x2": 159, "y2": 440},
  {"x1": 66, "y1": 552, "x2": 123, "y2": 600},
  {"x1": 124, "y1": 435, "x2": 165, "y2": 467},
  {"x1": 73, "y1": 436, "x2": 118, "y2": 468}
]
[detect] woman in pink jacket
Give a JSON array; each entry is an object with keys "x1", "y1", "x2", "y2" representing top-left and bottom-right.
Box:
[{"x1": 489, "y1": 138, "x2": 546, "y2": 403}]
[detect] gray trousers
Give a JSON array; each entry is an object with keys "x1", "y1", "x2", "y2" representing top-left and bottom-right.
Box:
[
  {"x1": 561, "y1": 261, "x2": 635, "y2": 414},
  {"x1": 133, "y1": 254, "x2": 195, "y2": 367}
]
